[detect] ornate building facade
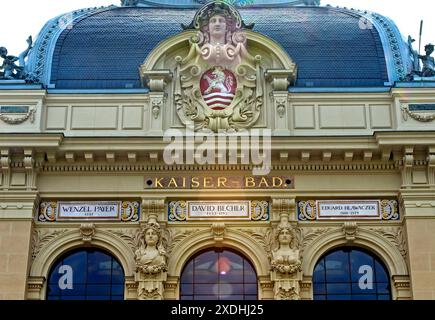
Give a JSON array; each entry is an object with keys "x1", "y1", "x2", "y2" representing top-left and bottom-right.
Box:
[{"x1": 1, "y1": 0, "x2": 435, "y2": 300}]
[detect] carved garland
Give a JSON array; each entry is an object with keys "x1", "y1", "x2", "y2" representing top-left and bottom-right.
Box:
[
  {"x1": 401, "y1": 104, "x2": 435, "y2": 122},
  {"x1": 0, "y1": 108, "x2": 36, "y2": 124}
]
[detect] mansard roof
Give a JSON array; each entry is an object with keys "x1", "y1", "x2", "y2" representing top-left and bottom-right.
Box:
[{"x1": 25, "y1": 4, "x2": 412, "y2": 89}]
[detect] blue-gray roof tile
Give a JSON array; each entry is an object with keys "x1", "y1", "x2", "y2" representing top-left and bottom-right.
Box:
[{"x1": 49, "y1": 6, "x2": 390, "y2": 89}]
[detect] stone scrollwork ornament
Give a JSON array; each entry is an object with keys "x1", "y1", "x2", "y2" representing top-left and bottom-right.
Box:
[
  {"x1": 268, "y1": 219, "x2": 302, "y2": 300},
  {"x1": 175, "y1": 1, "x2": 264, "y2": 132},
  {"x1": 134, "y1": 221, "x2": 168, "y2": 300}
]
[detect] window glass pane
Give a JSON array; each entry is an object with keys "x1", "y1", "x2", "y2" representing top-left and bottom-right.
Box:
[
  {"x1": 243, "y1": 262, "x2": 257, "y2": 283},
  {"x1": 180, "y1": 284, "x2": 193, "y2": 295},
  {"x1": 194, "y1": 251, "x2": 218, "y2": 284},
  {"x1": 220, "y1": 268, "x2": 244, "y2": 283},
  {"x1": 112, "y1": 261, "x2": 124, "y2": 284},
  {"x1": 314, "y1": 295, "x2": 326, "y2": 300},
  {"x1": 63, "y1": 251, "x2": 87, "y2": 284},
  {"x1": 376, "y1": 283, "x2": 391, "y2": 295},
  {"x1": 195, "y1": 295, "x2": 218, "y2": 300},
  {"x1": 325, "y1": 250, "x2": 350, "y2": 282},
  {"x1": 351, "y1": 282, "x2": 376, "y2": 294},
  {"x1": 87, "y1": 251, "x2": 112, "y2": 283},
  {"x1": 219, "y1": 283, "x2": 243, "y2": 295},
  {"x1": 61, "y1": 296, "x2": 85, "y2": 300},
  {"x1": 86, "y1": 296, "x2": 110, "y2": 300},
  {"x1": 350, "y1": 250, "x2": 374, "y2": 282},
  {"x1": 87, "y1": 284, "x2": 111, "y2": 296},
  {"x1": 48, "y1": 261, "x2": 63, "y2": 285},
  {"x1": 47, "y1": 249, "x2": 125, "y2": 301},
  {"x1": 221, "y1": 251, "x2": 243, "y2": 267},
  {"x1": 313, "y1": 282, "x2": 326, "y2": 295},
  {"x1": 180, "y1": 249, "x2": 257, "y2": 300},
  {"x1": 328, "y1": 295, "x2": 351, "y2": 300},
  {"x1": 195, "y1": 251, "x2": 218, "y2": 272},
  {"x1": 60, "y1": 284, "x2": 86, "y2": 296},
  {"x1": 47, "y1": 284, "x2": 61, "y2": 295},
  {"x1": 326, "y1": 283, "x2": 351, "y2": 295},
  {"x1": 181, "y1": 261, "x2": 194, "y2": 284},
  {"x1": 375, "y1": 260, "x2": 390, "y2": 283},
  {"x1": 111, "y1": 284, "x2": 124, "y2": 296},
  {"x1": 220, "y1": 295, "x2": 243, "y2": 300},
  {"x1": 351, "y1": 295, "x2": 377, "y2": 300},
  {"x1": 244, "y1": 283, "x2": 257, "y2": 295},
  {"x1": 313, "y1": 248, "x2": 391, "y2": 301},
  {"x1": 313, "y1": 259, "x2": 325, "y2": 283},
  {"x1": 194, "y1": 284, "x2": 217, "y2": 295}
]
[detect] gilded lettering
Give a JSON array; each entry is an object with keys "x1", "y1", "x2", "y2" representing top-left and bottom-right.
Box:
[
  {"x1": 273, "y1": 177, "x2": 283, "y2": 187},
  {"x1": 258, "y1": 177, "x2": 269, "y2": 188},
  {"x1": 155, "y1": 177, "x2": 164, "y2": 188},
  {"x1": 191, "y1": 177, "x2": 200, "y2": 188},
  {"x1": 203, "y1": 177, "x2": 214, "y2": 188},
  {"x1": 168, "y1": 177, "x2": 178, "y2": 188},
  {"x1": 245, "y1": 177, "x2": 255, "y2": 187},
  {"x1": 217, "y1": 177, "x2": 228, "y2": 187}
]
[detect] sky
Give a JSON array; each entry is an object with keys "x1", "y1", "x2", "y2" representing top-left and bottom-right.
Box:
[{"x1": 0, "y1": 0, "x2": 434, "y2": 55}]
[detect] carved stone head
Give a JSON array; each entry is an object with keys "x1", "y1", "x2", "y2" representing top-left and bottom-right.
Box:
[
  {"x1": 274, "y1": 222, "x2": 299, "y2": 250},
  {"x1": 199, "y1": 3, "x2": 237, "y2": 45},
  {"x1": 142, "y1": 222, "x2": 162, "y2": 247}
]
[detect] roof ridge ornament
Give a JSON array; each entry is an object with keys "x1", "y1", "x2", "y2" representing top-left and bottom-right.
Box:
[
  {"x1": 123, "y1": 0, "x2": 319, "y2": 7},
  {"x1": 0, "y1": 36, "x2": 38, "y2": 83},
  {"x1": 405, "y1": 43, "x2": 435, "y2": 81},
  {"x1": 182, "y1": 0, "x2": 254, "y2": 30},
  {"x1": 121, "y1": 0, "x2": 139, "y2": 6}
]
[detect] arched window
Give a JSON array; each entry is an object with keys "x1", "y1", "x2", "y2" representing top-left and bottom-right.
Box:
[
  {"x1": 180, "y1": 249, "x2": 257, "y2": 300},
  {"x1": 313, "y1": 247, "x2": 391, "y2": 300},
  {"x1": 47, "y1": 248, "x2": 125, "y2": 300}
]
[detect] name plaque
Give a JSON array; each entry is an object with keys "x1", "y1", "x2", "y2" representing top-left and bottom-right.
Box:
[
  {"x1": 298, "y1": 199, "x2": 399, "y2": 221},
  {"x1": 317, "y1": 200, "x2": 381, "y2": 220},
  {"x1": 58, "y1": 202, "x2": 120, "y2": 220},
  {"x1": 188, "y1": 201, "x2": 250, "y2": 220},
  {"x1": 168, "y1": 200, "x2": 270, "y2": 221},
  {"x1": 38, "y1": 201, "x2": 140, "y2": 222}
]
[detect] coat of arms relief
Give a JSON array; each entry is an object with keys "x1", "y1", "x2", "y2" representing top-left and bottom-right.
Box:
[{"x1": 174, "y1": 1, "x2": 264, "y2": 132}]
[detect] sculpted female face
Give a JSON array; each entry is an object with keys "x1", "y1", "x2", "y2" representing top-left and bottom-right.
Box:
[
  {"x1": 145, "y1": 228, "x2": 159, "y2": 246},
  {"x1": 209, "y1": 14, "x2": 227, "y2": 41},
  {"x1": 278, "y1": 228, "x2": 292, "y2": 245}
]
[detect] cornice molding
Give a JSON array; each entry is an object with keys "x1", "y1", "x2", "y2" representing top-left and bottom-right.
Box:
[
  {"x1": 376, "y1": 132, "x2": 435, "y2": 147},
  {"x1": 0, "y1": 135, "x2": 63, "y2": 148},
  {"x1": 40, "y1": 162, "x2": 397, "y2": 173}
]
